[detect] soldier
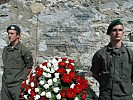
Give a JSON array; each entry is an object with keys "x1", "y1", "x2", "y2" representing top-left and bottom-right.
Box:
[
  {"x1": 90, "y1": 19, "x2": 133, "y2": 100},
  {"x1": 1, "y1": 25, "x2": 34, "y2": 100}
]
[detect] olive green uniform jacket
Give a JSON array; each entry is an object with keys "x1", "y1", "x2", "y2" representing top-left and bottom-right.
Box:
[
  {"x1": 91, "y1": 43, "x2": 133, "y2": 100},
  {"x1": 1, "y1": 42, "x2": 33, "y2": 100}
]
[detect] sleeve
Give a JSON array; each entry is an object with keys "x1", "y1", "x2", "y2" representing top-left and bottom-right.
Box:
[
  {"x1": 90, "y1": 51, "x2": 102, "y2": 74},
  {"x1": 22, "y1": 47, "x2": 34, "y2": 68},
  {"x1": 2, "y1": 47, "x2": 7, "y2": 68}
]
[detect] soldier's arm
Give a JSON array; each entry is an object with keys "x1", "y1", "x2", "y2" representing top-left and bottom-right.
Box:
[
  {"x1": 22, "y1": 46, "x2": 34, "y2": 76},
  {"x1": 89, "y1": 71, "x2": 100, "y2": 82},
  {"x1": 90, "y1": 51, "x2": 101, "y2": 82}
]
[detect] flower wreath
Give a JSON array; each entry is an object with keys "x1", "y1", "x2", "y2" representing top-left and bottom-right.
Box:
[{"x1": 20, "y1": 57, "x2": 89, "y2": 100}]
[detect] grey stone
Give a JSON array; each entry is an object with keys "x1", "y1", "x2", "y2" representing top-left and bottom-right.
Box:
[
  {"x1": 30, "y1": 3, "x2": 44, "y2": 14},
  {"x1": 122, "y1": 1, "x2": 133, "y2": 10},
  {"x1": 0, "y1": 39, "x2": 6, "y2": 49},
  {"x1": 98, "y1": 2, "x2": 119, "y2": 12},
  {"x1": 39, "y1": 40, "x2": 48, "y2": 51}
]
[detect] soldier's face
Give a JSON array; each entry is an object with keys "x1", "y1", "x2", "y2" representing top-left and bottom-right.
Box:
[
  {"x1": 109, "y1": 25, "x2": 124, "y2": 42},
  {"x1": 8, "y1": 30, "x2": 20, "y2": 43}
]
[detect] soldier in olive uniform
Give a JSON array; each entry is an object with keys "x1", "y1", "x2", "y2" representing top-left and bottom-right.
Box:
[
  {"x1": 1, "y1": 25, "x2": 34, "y2": 100},
  {"x1": 90, "y1": 19, "x2": 133, "y2": 100}
]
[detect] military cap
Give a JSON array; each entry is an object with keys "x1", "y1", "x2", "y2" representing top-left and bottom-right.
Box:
[
  {"x1": 107, "y1": 19, "x2": 123, "y2": 35},
  {"x1": 7, "y1": 25, "x2": 21, "y2": 33}
]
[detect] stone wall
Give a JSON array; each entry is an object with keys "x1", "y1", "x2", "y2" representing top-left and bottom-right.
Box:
[{"x1": 0, "y1": 0, "x2": 133, "y2": 70}]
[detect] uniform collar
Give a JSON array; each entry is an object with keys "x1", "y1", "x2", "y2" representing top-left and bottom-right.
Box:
[
  {"x1": 7, "y1": 42, "x2": 21, "y2": 50},
  {"x1": 107, "y1": 42, "x2": 126, "y2": 54}
]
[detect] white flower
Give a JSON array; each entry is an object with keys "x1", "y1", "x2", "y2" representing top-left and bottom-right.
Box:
[
  {"x1": 39, "y1": 64, "x2": 43, "y2": 68},
  {"x1": 46, "y1": 68, "x2": 50, "y2": 72},
  {"x1": 46, "y1": 73, "x2": 51, "y2": 78},
  {"x1": 51, "y1": 58, "x2": 56, "y2": 62},
  {"x1": 54, "y1": 66, "x2": 59, "y2": 70},
  {"x1": 52, "y1": 58, "x2": 58, "y2": 66},
  {"x1": 56, "y1": 94, "x2": 61, "y2": 100},
  {"x1": 43, "y1": 84, "x2": 49, "y2": 89},
  {"x1": 55, "y1": 73, "x2": 59, "y2": 78},
  {"x1": 42, "y1": 72, "x2": 47, "y2": 77},
  {"x1": 28, "y1": 89, "x2": 31, "y2": 94},
  {"x1": 53, "y1": 87, "x2": 60, "y2": 93},
  {"x1": 53, "y1": 62, "x2": 58, "y2": 66},
  {"x1": 58, "y1": 58, "x2": 62, "y2": 62},
  {"x1": 42, "y1": 65, "x2": 47, "y2": 71},
  {"x1": 32, "y1": 73, "x2": 36, "y2": 76},
  {"x1": 39, "y1": 80, "x2": 45, "y2": 85},
  {"x1": 32, "y1": 69, "x2": 36, "y2": 73},
  {"x1": 66, "y1": 69, "x2": 71, "y2": 73},
  {"x1": 50, "y1": 68, "x2": 55, "y2": 73},
  {"x1": 47, "y1": 62, "x2": 51, "y2": 67},
  {"x1": 70, "y1": 83, "x2": 75, "y2": 88},
  {"x1": 53, "y1": 78, "x2": 57, "y2": 82},
  {"x1": 30, "y1": 82, "x2": 34, "y2": 87},
  {"x1": 41, "y1": 91, "x2": 45, "y2": 96},
  {"x1": 74, "y1": 97, "x2": 79, "y2": 100},
  {"x1": 46, "y1": 92, "x2": 51, "y2": 98},
  {"x1": 34, "y1": 94, "x2": 40, "y2": 100},
  {"x1": 48, "y1": 79, "x2": 53, "y2": 86},
  {"x1": 65, "y1": 60, "x2": 69, "y2": 63},
  {"x1": 26, "y1": 79, "x2": 30, "y2": 85},
  {"x1": 24, "y1": 95, "x2": 28, "y2": 99},
  {"x1": 35, "y1": 88, "x2": 39, "y2": 93},
  {"x1": 48, "y1": 59, "x2": 52, "y2": 63},
  {"x1": 71, "y1": 63, "x2": 75, "y2": 66}
]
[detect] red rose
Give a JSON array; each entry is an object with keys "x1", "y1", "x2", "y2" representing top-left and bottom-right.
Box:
[
  {"x1": 21, "y1": 81, "x2": 26, "y2": 89},
  {"x1": 20, "y1": 90, "x2": 24, "y2": 99},
  {"x1": 36, "y1": 68, "x2": 43, "y2": 77},
  {"x1": 35, "y1": 66, "x2": 41, "y2": 72},
  {"x1": 73, "y1": 84, "x2": 82, "y2": 94},
  {"x1": 68, "y1": 59, "x2": 75, "y2": 63},
  {"x1": 29, "y1": 97, "x2": 34, "y2": 100},
  {"x1": 58, "y1": 61, "x2": 67, "y2": 67},
  {"x1": 75, "y1": 74, "x2": 85, "y2": 83},
  {"x1": 30, "y1": 90, "x2": 36, "y2": 97},
  {"x1": 81, "y1": 91, "x2": 87, "y2": 100},
  {"x1": 69, "y1": 71, "x2": 75, "y2": 79},
  {"x1": 25, "y1": 85, "x2": 31, "y2": 92},
  {"x1": 20, "y1": 90, "x2": 23, "y2": 95},
  {"x1": 33, "y1": 77, "x2": 38, "y2": 87},
  {"x1": 56, "y1": 68, "x2": 66, "y2": 74},
  {"x1": 42, "y1": 62, "x2": 48, "y2": 66},
  {"x1": 60, "y1": 89, "x2": 67, "y2": 98},
  {"x1": 80, "y1": 80, "x2": 88, "y2": 90},
  {"x1": 67, "y1": 64, "x2": 75, "y2": 70},
  {"x1": 66, "y1": 88, "x2": 76, "y2": 99},
  {"x1": 62, "y1": 58, "x2": 67, "y2": 61},
  {"x1": 30, "y1": 74, "x2": 35, "y2": 82},
  {"x1": 62, "y1": 74, "x2": 72, "y2": 83}
]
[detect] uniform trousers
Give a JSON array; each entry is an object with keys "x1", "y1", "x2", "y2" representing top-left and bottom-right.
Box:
[{"x1": 1, "y1": 81, "x2": 22, "y2": 100}]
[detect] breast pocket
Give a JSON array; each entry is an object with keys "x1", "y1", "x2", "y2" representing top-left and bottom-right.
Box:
[
  {"x1": 14, "y1": 52, "x2": 24, "y2": 69},
  {"x1": 101, "y1": 56, "x2": 111, "y2": 72},
  {"x1": 120, "y1": 62, "x2": 132, "y2": 80},
  {"x1": 120, "y1": 54, "x2": 132, "y2": 80}
]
